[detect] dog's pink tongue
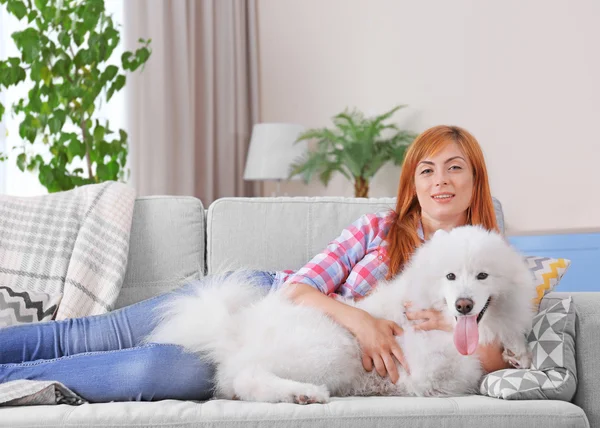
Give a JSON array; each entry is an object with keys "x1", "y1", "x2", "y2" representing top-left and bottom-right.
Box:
[{"x1": 454, "y1": 315, "x2": 479, "y2": 355}]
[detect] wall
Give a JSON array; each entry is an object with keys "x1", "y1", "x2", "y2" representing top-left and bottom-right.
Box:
[{"x1": 256, "y1": 0, "x2": 599, "y2": 235}]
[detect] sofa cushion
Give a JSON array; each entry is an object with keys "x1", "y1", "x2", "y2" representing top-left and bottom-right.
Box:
[
  {"x1": 0, "y1": 396, "x2": 588, "y2": 428},
  {"x1": 531, "y1": 296, "x2": 577, "y2": 372},
  {"x1": 115, "y1": 196, "x2": 205, "y2": 308},
  {"x1": 206, "y1": 197, "x2": 505, "y2": 275},
  {"x1": 524, "y1": 256, "x2": 571, "y2": 308},
  {"x1": 480, "y1": 296, "x2": 577, "y2": 401}
]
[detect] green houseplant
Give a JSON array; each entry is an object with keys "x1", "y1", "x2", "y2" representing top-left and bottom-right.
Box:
[
  {"x1": 0, "y1": 0, "x2": 151, "y2": 192},
  {"x1": 289, "y1": 105, "x2": 417, "y2": 197}
]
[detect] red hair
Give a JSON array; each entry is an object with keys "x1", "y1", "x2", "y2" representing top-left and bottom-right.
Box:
[{"x1": 385, "y1": 125, "x2": 498, "y2": 279}]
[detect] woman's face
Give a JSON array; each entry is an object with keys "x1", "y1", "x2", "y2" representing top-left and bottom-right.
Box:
[{"x1": 414, "y1": 142, "x2": 474, "y2": 224}]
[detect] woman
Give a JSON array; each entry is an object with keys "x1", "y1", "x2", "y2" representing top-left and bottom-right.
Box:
[
  {"x1": 0, "y1": 125, "x2": 510, "y2": 403},
  {"x1": 282, "y1": 124, "x2": 505, "y2": 386}
]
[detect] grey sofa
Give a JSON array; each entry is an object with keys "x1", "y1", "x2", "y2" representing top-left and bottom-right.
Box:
[{"x1": 2, "y1": 196, "x2": 598, "y2": 428}]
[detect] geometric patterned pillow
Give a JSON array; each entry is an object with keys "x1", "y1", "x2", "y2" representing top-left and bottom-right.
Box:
[
  {"x1": 0, "y1": 285, "x2": 62, "y2": 327},
  {"x1": 524, "y1": 256, "x2": 571, "y2": 309},
  {"x1": 479, "y1": 367, "x2": 574, "y2": 400},
  {"x1": 480, "y1": 297, "x2": 577, "y2": 401},
  {"x1": 530, "y1": 296, "x2": 576, "y2": 371}
]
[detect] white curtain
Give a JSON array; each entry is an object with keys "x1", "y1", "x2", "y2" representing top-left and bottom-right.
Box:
[{"x1": 124, "y1": 0, "x2": 260, "y2": 203}]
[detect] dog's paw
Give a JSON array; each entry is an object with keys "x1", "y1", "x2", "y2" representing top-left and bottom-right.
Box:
[
  {"x1": 502, "y1": 348, "x2": 532, "y2": 369},
  {"x1": 290, "y1": 384, "x2": 330, "y2": 405}
]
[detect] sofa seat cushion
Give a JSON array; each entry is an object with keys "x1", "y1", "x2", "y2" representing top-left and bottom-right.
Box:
[{"x1": 1, "y1": 396, "x2": 588, "y2": 428}]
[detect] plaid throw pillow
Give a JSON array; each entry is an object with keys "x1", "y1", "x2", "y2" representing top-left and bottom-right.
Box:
[
  {"x1": 0, "y1": 285, "x2": 62, "y2": 327},
  {"x1": 480, "y1": 296, "x2": 577, "y2": 400}
]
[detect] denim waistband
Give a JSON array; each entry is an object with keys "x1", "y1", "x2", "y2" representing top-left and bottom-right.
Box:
[{"x1": 222, "y1": 269, "x2": 276, "y2": 288}]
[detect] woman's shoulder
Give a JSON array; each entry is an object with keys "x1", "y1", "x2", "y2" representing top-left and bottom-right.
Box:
[
  {"x1": 355, "y1": 209, "x2": 396, "y2": 224},
  {"x1": 350, "y1": 210, "x2": 396, "y2": 235},
  {"x1": 355, "y1": 209, "x2": 396, "y2": 222}
]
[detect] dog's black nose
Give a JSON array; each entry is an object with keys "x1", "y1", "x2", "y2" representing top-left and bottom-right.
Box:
[{"x1": 455, "y1": 298, "x2": 474, "y2": 315}]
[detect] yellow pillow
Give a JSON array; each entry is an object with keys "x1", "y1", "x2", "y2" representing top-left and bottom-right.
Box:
[{"x1": 523, "y1": 255, "x2": 571, "y2": 308}]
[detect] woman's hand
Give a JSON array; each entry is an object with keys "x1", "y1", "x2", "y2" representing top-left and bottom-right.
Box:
[
  {"x1": 404, "y1": 302, "x2": 454, "y2": 332},
  {"x1": 285, "y1": 283, "x2": 409, "y2": 383},
  {"x1": 351, "y1": 311, "x2": 409, "y2": 384}
]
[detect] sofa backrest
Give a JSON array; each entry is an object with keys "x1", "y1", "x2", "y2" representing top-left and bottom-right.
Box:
[
  {"x1": 117, "y1": 195, "x2": 504, "y2": 307},
  {"x1": 206, "y1": 197, "x2": 398, "y2": 275},
  {"x1": 115, "y1": 196, "x2": 205, "y2": 309},
  {"x1": 206, "y1": 196, "x2": 505, "y2": 275}
]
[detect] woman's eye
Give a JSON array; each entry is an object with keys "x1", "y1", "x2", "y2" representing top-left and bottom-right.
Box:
[
  {"x1": 446, "y1": 273, "x2": 456, "y2": 280},
  {"x1": 420, "y1": 168, "x2": 433, "y2": 175},
  {"x1": 449, "y1": 165, "x2": 462, "y2": 171},
  {"x1": 476, "y1": 272, "x2": 488, "y2": 280}
]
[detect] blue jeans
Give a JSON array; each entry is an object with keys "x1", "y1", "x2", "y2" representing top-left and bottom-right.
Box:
[{"x1": 0, "y1": 270, "x2": 275, "y2": 403}]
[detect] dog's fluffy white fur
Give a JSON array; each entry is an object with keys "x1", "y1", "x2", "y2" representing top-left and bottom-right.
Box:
[{"x1": 147, "y1": 225, "x2": 536, "y2": 404}]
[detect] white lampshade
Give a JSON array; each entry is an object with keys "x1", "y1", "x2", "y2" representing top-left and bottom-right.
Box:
[{"x1": 243, "y1": 123, "x2": 307, "y2": 181}]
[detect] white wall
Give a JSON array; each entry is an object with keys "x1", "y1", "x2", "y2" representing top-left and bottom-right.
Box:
[{"x1": 256, "y1": 0, "x2": 600, "y2": 235}]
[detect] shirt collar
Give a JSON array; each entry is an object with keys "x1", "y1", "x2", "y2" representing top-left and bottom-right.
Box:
[{"x1": 417, "y1": 220, "x2": 425, "y2": 242}]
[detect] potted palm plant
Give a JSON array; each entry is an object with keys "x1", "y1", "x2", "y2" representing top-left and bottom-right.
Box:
[{"x1": 288, "y1": 105, "x2": 417, "y2": 197}]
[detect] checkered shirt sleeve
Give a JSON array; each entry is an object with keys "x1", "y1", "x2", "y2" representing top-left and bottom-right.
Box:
[{"x1": 284, "y1": 212, "x2": 390, "y2": 296}]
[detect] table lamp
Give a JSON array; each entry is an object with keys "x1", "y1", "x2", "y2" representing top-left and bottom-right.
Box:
[{"x1": 243, "y1": 123, "x2": 307, "y2": 196}]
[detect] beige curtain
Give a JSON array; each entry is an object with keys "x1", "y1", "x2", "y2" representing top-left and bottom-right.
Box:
[{"x1": 124, "y1": 0, "x2": 260, "y2": 203}]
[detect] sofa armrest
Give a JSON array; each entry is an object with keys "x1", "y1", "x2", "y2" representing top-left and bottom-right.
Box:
[{"x1": 551, "y1": 291, "x2": 600, "y2": 427}]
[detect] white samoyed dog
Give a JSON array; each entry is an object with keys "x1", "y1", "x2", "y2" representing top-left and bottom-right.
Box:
[{"x1": 147, "y1": 225, "x2": 536, "y2": 404}]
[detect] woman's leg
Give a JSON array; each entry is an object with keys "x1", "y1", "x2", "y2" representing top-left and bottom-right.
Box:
[
  {"x1": 0, "y1": 343, "x2": 215, "y2": 402},
  {"x1": 0, "y1": 279, "x2": 202, "y2": 364},
  {"x1": 0, "y1": 270, "x2": 275, "y2": 364}
]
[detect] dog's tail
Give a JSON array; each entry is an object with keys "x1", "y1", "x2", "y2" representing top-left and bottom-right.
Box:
[{"x1": 144, "y1": 270, "x2": 269, "y2": 362}]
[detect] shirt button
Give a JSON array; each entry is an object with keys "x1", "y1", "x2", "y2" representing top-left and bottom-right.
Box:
[{"x1": 378, "y1": 255, "x2": 383, "y2": 260}]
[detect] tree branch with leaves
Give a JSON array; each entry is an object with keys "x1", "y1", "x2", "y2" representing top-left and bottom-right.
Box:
[{"x1": 0, "y1": 0, "x2": 151, "y2": 192}]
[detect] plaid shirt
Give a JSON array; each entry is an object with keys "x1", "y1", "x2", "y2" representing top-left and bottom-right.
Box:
[{"x1": 275, "y1": 211, "x2": 395, "y2": 298}]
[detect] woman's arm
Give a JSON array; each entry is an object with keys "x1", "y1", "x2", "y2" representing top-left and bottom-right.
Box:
[
  {"x1": 284, "y1": 213, "x2": 388, "y2": 296},
  {"x1": 284, "y1": 282, "x2": 408, "y2": 383},
  {"x1": 477, "y1": 341, "x2": 512, "y2": 373}
]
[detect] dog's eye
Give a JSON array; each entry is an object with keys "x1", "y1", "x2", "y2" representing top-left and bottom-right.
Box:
[
  {"x1": 477, "y1": 272, "x2": 488, "y2": 280},
  {"x1": 446, "y1": 273, "x2": 456, "y2": 281}
]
